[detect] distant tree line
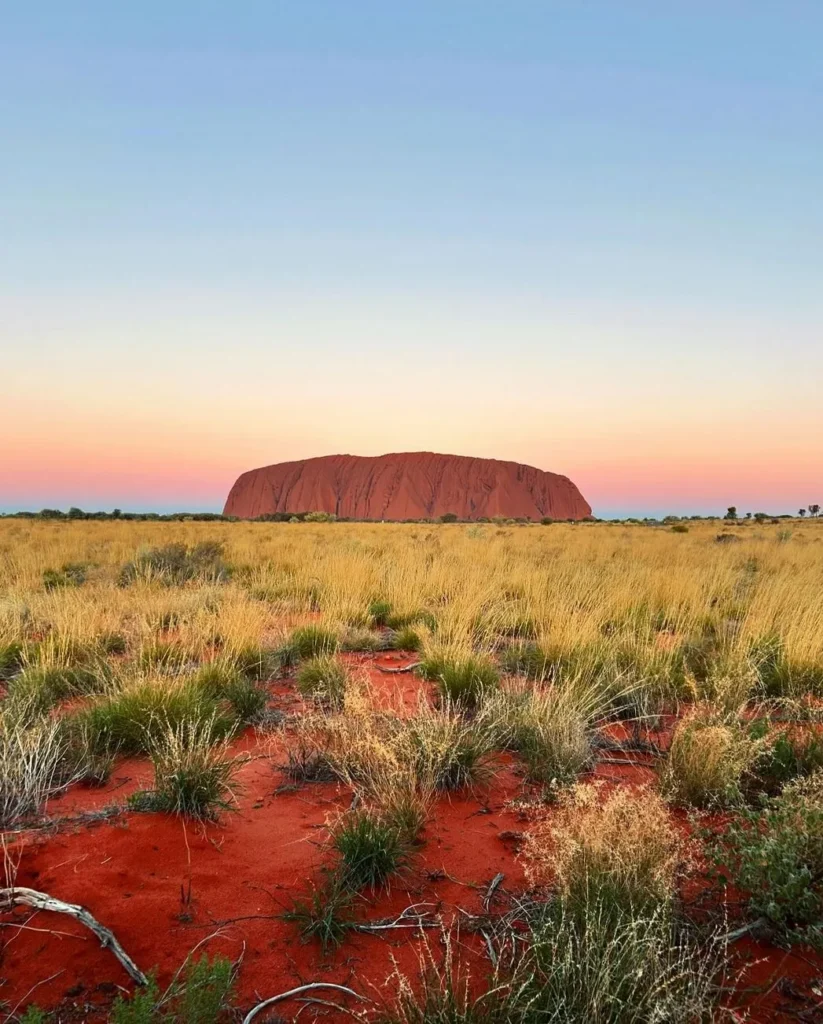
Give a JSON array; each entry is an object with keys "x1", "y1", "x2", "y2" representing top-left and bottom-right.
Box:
[{"x1": 1, "y1": 505, "x2": 819, "y2": 524}]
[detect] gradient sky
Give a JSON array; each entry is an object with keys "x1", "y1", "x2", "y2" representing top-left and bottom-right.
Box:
[{"x1": 2, "y1": 2, "x2": 821, "y2": 518}]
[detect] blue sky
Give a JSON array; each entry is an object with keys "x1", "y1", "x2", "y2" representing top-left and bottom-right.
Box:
[{"x1": 2, "y1": 2, "x2": 821, "y2": 517}]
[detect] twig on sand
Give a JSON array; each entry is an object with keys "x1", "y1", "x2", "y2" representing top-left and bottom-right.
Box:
[
  {"x1": 242, "y1": 983, "x2": 367, "y2": 1024},
  {"x1": 352, "y1": 903, "x2": 439, "y2": 933},
  {"x1": 483, "y1": 872, "x2": 505, "y2": 911},
  {"x1": 376, "y1": 662, "x2": 422, "y2": 675},
  {"x1": 480, "y1": 929, "x2": 497, "y2": 966},
  {"x1": 0, "y1": 887, "x2": 147, "y2": 986},
  {"x1": 717, "y1": 917, "x2": 769, "y2": 944}
]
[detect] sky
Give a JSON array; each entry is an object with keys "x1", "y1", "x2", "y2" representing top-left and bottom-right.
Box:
[{"x1": 2, "y1": 2, "x2": 821, "y2": 518}]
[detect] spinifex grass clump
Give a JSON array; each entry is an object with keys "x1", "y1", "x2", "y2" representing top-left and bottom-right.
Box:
[
  {"x1": 77, "y1": 681, "x2": 235, "y2": 756},
  {"x1": 6, "y1": 663, "x2": 111, "y2": 721},
  {"x1": 139, "y1": 640, "x2": 197, "y2": 673},
  {"x1": 278, "y1": 624, "x2": 339, "y2": 666},
  {"x1": 661, "y1": 705, "x2": 762, "y2": 807},
  {"x1": 388, "y1": 626, "x2": 423, "y2": 652},
  {"x1": 135, "y1": 715, "x2": 240, "y2": 820},
  {"x1": 330, "y1": 806, "x2": 412, "y2": 890},
  {"x1": 420, "y1": 653, "x2": 499, "y2": 707},
  {"x1": 406, "y1": 700, "x2": 497, "y2": 791},
  {"x1": 486, "y1": 681, "x2": 602, "y2": 787},
  {"x1": 119, "y1": 541, "x2": 230, "y2": 586},
  {"x1": 499, "y1": 641, "x2": 554, "y2": 681},
  {"x1": 368, "y1": 598, "x2": 394, "y2": 626},
  {"x1": 340, "y1": 627, "x2": 386, "y2": 653},
  {"x1": 284, "y1": 878, "x2": 357, "y2": 951},
  {"x1": 383, "y1": 901, "x2": 721, "y2": 1024},
  {"x1": 0, "y1": 713, "x2": 70, "y2": 827},
  {"x1": 190, "y1": 660, "x2": 267, "y2": 723},
  {"x1": 0, "y1": 641, "x2": 26, "y2": 679},
  {"x1": 98, "y1": 630, "x2": 128, "y2": 655},
  {"x1": 296, "y1": 655, "x2": 350, "y2": 708}
]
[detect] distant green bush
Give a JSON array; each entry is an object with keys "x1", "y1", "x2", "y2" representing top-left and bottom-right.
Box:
[{"x1": 119, "y1": 542, "x2": 230, "y2": 586}]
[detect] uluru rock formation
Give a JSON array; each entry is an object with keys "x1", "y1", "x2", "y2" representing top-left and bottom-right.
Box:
[{"x1": 223, "y1": 452, "x2": 592, "y2": 521}]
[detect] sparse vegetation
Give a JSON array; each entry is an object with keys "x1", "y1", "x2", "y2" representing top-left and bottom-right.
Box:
[{"x1": 2, "y1": 517, "x2": 823, "y2": 1019}]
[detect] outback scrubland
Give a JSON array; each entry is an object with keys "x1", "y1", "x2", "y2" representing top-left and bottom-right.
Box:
[{"x1": 2, "y1": 518, "x2": 823, "y2": 1022}]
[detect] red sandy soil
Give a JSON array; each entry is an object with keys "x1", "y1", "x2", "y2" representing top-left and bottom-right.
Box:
[
  {"x1": 3, "y1": 656, "x2": 822, "y2": 1022},
  {"x1": 222, "y1": 452, "x2": 592, "y2": 522}
]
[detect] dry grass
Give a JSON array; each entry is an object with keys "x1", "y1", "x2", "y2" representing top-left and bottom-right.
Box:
[
  {"x1": 661, "y1": 704, "x2": 763, "y2": 807},
  {"x1": 524, "y1": 783, "x2": 683, "y2": 912}
]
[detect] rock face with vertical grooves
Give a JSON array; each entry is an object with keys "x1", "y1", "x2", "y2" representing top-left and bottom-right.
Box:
[{"x1": 223, "y1": 452, "x2": 592, "y2": 521}]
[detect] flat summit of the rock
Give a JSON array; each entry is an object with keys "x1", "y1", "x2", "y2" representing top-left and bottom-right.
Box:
[{"x1": 223, "y1": 451, "x2": 591, "y2": 521}]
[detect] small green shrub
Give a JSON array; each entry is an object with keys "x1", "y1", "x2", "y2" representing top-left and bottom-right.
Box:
[
  {"x1": 110, "y1": 954, "x2": 235, "y2": 1023},
  {"x1": 18, "y1": 1007, "x2": 50, "y2": 1024},
  {"x1": 111, "y1": 979, "x2": 162, "y2": 1024},
  {"x1": 419, "y1": 654, "x2": 499, "y2": 707},
  {"x1": 707, "y1": 771, "x2": 823, "y2": 946},
  {"x1": 296, "y1": 656, "x2": 350, "y2": 709},
  {"x1": 753, "y1": 722, "x2": 823, "y2": 792},
  {"x1": 331, "y1": 808, "x2": 411, "y2": 890},
  {"x1": 670, "y1": 523, "x2": 689, "y2": 533},
  {"x1": 177, "y1": 954, "x2": 235, "y2": 1024}
]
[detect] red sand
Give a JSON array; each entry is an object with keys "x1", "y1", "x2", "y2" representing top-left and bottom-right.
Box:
[{"x1": 3, "y1": 663, "x2": 823, "y2": 1022}]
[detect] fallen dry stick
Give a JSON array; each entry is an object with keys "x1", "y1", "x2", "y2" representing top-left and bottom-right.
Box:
[
  {"x1": 376, "y1": 661, "x2": 422, "y2": 674},
  {"x1": 243, "y1": 982, "x2": 366, "y2": 1023},
  {"x1": 0, "y1": 886, "x2": 148, "y2": 986}
]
